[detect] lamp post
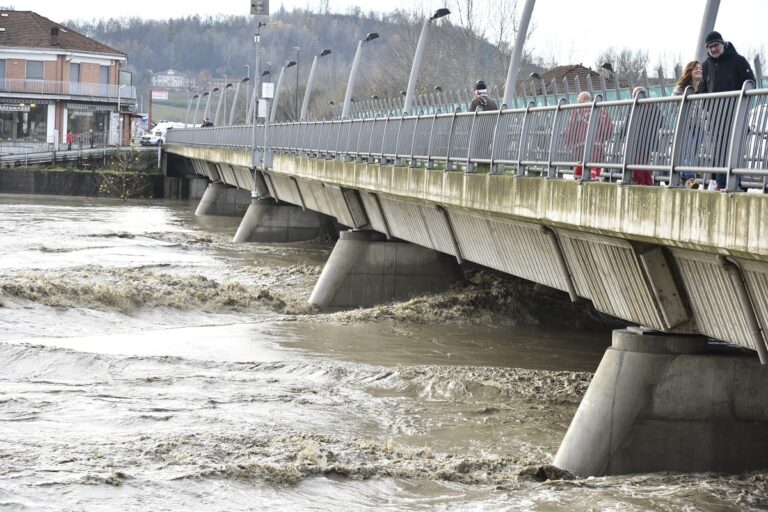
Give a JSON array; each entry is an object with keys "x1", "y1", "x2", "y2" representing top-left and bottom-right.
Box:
[
  {"x1": 293, "y1": 46, "x2": 300, "y2": 121},
  {"x1": 116, "y1": 83, "x2": 126, "y2": 145},
  {"x1": 185, "y1": 93, "x2": 199, "y2": 126},
  {"x1": 194, "y1": 91, "x2": 207, "y2": 126},
  {"x1": 269, "y1": 60, "x2": 296, "y2": 123},
  {"x1": 203, "y1": 87, "x2": 219, "y2": 122},
  {"x1": 300, "y1": 48, "x2": 331, "y2": 121},
  {"x1": 229, "y1": 77, "x2": 249, "y2": 126},
  {"x1": 214, "y1": 83, "x2": 233, "y2": 126},
  {"x1": 695, "y1": 0, "x2": 720, "y2": 62},
  {"x1": 502, "y1": 0, "x2": 536, "y2": 108},
  {"x1": 403, "y1": 8, "x2": 449, "y2": 115},
  {"x1": 342, "y1": 32, "x2": 379, "y2": 119}
]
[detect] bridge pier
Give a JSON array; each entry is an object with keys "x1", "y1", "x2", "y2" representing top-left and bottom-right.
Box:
[
  {"x1": 194, "y1": 182, "x2": 251, "y2": 217},
  {"x1": 233, "y1": 197, "x2": 338, "y2": 243},
  {"x1": 309, "y1": 230, "x2": 463, "y2": 309},
  {"x1": 554, "y1": 328, "x2": 768, "y2": 476}
]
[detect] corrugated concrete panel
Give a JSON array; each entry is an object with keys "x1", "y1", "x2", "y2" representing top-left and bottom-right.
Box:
[
  {"x1": 741, "y1": 259, "x2": 768, "y2": 339},
  {"x1": 359, "y1": 192, "x2": 389, "y2": 236},
  {"x1": 486, "y1": 217, "x2": 566, "y2": 291},
  {"x1": 268, "y1": 173, "x2": 302, "y2": 206},
  {"x1": 558, "y1": 231, "x2": 666, "y2": 329},
  {"x1": 296, "y1": 180, "x2": 328, "y2": 214},
  {"x1": 217, "y1": 164, "x2": 236, "y2": 187},
  {"x1": 449, "y1": 211, "x2": 505, "y2": 272},
  {"x1": 380, "y1": 197, "x2": 435, "y2": 250},
  {"x1": 671, "y1": 249, "x2": 757, "y2": 351},
  {"x1": 420, "y1": 206, "x2": 457, "y2": 256},
  {"x1": 233, "y1": 166, "x2": 255, "y2": 191}
]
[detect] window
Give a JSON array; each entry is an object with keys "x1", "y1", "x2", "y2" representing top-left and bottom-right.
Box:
[
  {"x1": 26, "y1": 60, "x2": 44, "y2": 80},
  {"x1": 100, "y1": 65, "x2": 109, "y2": 84},
  {"x1": 70, "y1": 63, "x2": 80, "y2": 82},
  {"x1": 0, "y1": 60, "x2": 5, "y2": 81}
]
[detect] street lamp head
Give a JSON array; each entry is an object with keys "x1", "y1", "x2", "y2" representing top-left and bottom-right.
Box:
[
  {"x1": 202, "y1": 91, "x2": 209, "y2": 97},
  {"x1": 225, "y1": 83, "x2": 233, "y2": 89},
  {"x1": 285, "y1": 60, "x2": 296, "y2": 68},
  {"x1": 328, "y1": 101, "x2": 335, "y2": 105},
  {"x1": 320, "y1": 49, "x2": 332, "y2": 57},
  {"x1": 242, "y1": 77, "x2": 250, "y2": 82},
  {"x1": 364, "y1": 32, "x2": 379, "y2": 42},
  {"x1": 601, "y1": 62, "x2": 614, "y2": 73},
  {"x1": 261, "y1": 70, "x2": 270, "y2": 77},
  {"x1": 530, "y1": 72, "x2": 540, "y2": 80},
  {"x1": 193, "y1": 94, "x2": 199, "y2": 99},
  {"x1": 399, "y1": 90, "x2": 406, "y2": 96},
  {"x1": 371, "y1": 95, "x2": 378, "y2": 99},
  {"x1": 431, "y1": 8, "x2": 450, "y2": 20},
  {"x1": 434, "y1": 85, "x2": 442, "y2": 92}
]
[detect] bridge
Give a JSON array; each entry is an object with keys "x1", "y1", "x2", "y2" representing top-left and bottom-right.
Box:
[
  {"x1": 148, "y1": 0, "x2": 768, "y2": 476},
  {"x1": 163, "y1": 82, "x2": 768, "y2": 477}
]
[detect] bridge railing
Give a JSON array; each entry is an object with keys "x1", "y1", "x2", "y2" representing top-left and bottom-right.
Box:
[{"x1": 167, "y1": 83, "x2": 768, "y2": 191}]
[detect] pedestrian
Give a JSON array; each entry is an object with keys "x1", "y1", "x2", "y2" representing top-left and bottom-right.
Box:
[
  {"x1": 469, "y1": 80, "x2": 498, "y2": 112},
  {"x1": 563, "y1": 91, "x2": 612, "y2": 179},
  {"x1": 673, "y1": 60, "x2": 702, "y2": 95},
  {"x1": 66, "y1": 131, "x2": 75, "y2": 150},
  {"x1": 202, "y1": 118, "x2": 214, "y2": 127},
  {"x1": 673, "y1": 61, "x2": 703, "y2": 186},
  {"x1": 696, "y1": 31, "x2": 755, "y2": 94},
  {"x1": 696, "y1": 31, "x2": 756, "y2": 190}
]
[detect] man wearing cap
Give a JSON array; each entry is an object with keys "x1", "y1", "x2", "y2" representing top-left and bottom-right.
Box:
[
  {"x1": 470, "y1": 80, "x2": 498, "y2": 112},
  {"x1": 697, "y1": 31, "x2": 755, "y2": 190},
  {"x1": 696, "y1": 31, "x2": 755, "y2": 94}
]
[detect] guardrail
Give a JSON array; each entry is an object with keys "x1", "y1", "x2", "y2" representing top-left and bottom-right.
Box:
[
  {"x1": 0, "y1": 79, "x2": 137, "y2": 101},
  {"x1": 167, "y1": 82, "x2": 768, "y2": 192}
]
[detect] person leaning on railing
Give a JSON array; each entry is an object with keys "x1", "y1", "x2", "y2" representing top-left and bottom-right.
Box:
[
  {"x1": 673, "y1": 61, "x2": 703, "y2": 186},
  {"x1": 696, "y1": 30, "x2": 756, "y2": 190}
]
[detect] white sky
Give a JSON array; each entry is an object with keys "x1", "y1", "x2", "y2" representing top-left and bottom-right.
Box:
[{"x1": 16, "y1": 0, "x2": 768, "y2": 69}]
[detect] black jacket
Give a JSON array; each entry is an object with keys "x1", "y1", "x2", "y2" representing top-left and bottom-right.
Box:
[{"x1": 696, "y1": 42, "x2": 756, "y2": 93}]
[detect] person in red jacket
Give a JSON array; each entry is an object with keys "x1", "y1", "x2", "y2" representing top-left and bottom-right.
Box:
[{"x1": 66, "y1": 131, "x2": 75, "y2": 150}]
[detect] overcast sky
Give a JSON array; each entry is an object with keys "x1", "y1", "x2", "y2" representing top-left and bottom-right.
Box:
[{"x1": 17, "y1": 0, "x2": 768, "y2": 70}]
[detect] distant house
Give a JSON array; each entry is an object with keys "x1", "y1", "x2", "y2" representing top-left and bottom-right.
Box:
[
  {"x1": 517, "y1": 64, "x2": 604, "y2": 97},
  {"x1": 151, "y1": 69, "x2": 196, "y2": 89},
  {"x1": 0, "y1": 10, "x2": 136, "y2": 149}
]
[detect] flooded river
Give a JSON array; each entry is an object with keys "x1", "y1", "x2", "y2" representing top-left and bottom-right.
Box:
[{"x1": 0, "y1": 194, "x2": 765, "y2": 511}]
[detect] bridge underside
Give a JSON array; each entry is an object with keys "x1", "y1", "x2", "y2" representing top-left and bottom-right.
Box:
[
  {"x1": 170, "y1": 147, "x2": 768, "y2": 357},
  {"x1": 167, "y1": 147, "x2": 768, "y2": 475}
]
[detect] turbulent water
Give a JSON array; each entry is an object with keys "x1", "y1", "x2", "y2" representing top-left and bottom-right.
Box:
[{"x1": 0, "y1": 194, "x2": 766, "y2": 511}]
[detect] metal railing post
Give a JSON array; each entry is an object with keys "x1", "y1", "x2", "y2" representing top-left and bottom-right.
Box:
[
  {"x1": 621, "y1": 91, "x2": 644, "y2": 185},
  {"x1": 444, "y1": 110, "x2": 459, "y2": 171},
  {"x1": 516, "y1": 101, "x2": 536, "y2": 176},
  {"x1": 546, "y1": 98, "x2": 568, "y2": 179},
  {"x1": 488, "y1": 108, "x2": 504, "y2": 175},
  {"x1": 725, "y1": 80, "x2": 757, "y2": 191},
  {"x1": 465, "y1": 110, "x2": 479, "y2": 173},
  {"x1": 668, "y1": 86, "x2": 695, "y2": 187},
  {"x1": 580, "y1": 94, "x2": 604, "y2": 181}
]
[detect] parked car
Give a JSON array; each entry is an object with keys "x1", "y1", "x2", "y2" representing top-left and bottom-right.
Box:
[{"x1": 140, "y1": 122, "x2": 188, "y2": 146}]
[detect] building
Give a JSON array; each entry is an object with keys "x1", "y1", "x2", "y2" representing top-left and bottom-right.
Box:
[
  {"x1": 151, "y1": 69, "x2": 196, "y2": 90},
  {"x1": 0, "y1": 10, "x2": 136, "y2": 151}
]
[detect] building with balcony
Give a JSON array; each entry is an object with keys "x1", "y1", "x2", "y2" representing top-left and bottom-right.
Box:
[{"x1": 0, "y1": 10, "x2": 136, "y2": 152}]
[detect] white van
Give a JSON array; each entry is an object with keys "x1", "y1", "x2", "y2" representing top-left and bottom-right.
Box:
[{"x1": 140, "y1": 122, "x2": 189, "y2": 146}]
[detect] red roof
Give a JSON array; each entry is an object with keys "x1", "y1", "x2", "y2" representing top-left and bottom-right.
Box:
[{"x1": 0, "y1": 10, "x2": 125, "y2": 57}]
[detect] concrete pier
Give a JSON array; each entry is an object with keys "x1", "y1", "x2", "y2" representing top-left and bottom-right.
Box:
[
  {"x1": 554, "y1": 328, "x2": 768, "y2": 476},
  {"x1": 194, "y1": 182, "x2": 251, "y2": 217},
  {"x1": 309, "y1": 230, "x2": 463, "y2": 309},
  {"x1": 233, "y1": 198, "x2": 338, "y2": 243}
]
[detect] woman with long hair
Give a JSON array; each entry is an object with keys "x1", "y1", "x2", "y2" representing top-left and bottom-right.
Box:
[
  {"x1": 674, "y1": 60, "x2": 704, "y2": 186},
  {"x1": 673, "y1": 60, "x2": 703, "y2": 95}
]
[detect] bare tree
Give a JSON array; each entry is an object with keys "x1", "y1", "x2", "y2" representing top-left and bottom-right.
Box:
[
  {"x1": 596, "y1": 47, "x2": 649, "y2": 84},
  {"x1": 98, "y1": 148, "x2": 156, "y2": 202}
]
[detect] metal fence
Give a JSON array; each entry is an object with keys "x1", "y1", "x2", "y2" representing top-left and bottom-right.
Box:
[{"x1": 167, "y1": 82, "x2": 768, "y2": 192}]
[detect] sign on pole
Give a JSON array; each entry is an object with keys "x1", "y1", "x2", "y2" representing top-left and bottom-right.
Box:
[
  {"x1": 151, "y1": 90, "x2": 169, "y2": 101},
  {"x1": 262, "y1": 82, "x2": 274, "y2": 99},
  {"x1": 250, "y1": 0, "x2": 269, "y2": 15}
]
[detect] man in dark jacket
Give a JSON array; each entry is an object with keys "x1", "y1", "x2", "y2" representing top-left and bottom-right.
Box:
[
  {"x1": 469, "y1": 80, "x2": 498, "y2": 112},
  {"x1": 696, "y1": 31, "x2": 755, "y2": 94},
  {"x1": 696, "y1": 31, "x2": 755, "y2": 189}
]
